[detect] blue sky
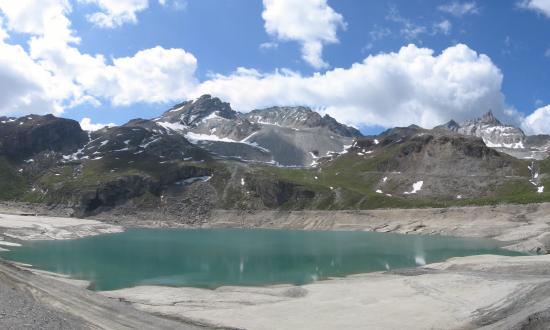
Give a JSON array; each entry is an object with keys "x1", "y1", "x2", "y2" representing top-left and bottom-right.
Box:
[{"x1": 1, "y1": 0, "x2": 550, "y2": 134}]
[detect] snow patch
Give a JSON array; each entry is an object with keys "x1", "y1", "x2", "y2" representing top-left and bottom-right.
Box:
[
  {"x1": 404, "y1": 181, "x2": 424, "y2": 194},
  {"x1": 157, "y1": 121, "x2": 186, "y2": 132}
]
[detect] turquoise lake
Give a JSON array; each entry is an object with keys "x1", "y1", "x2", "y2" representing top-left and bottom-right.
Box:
[{"x1": 0, "y1": 229, "x2": 524, "y2": 291}]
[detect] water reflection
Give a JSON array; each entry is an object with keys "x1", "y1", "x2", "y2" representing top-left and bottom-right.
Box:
[{"x1": 1, "y1": 229, "x2": 524, "y2": 291}]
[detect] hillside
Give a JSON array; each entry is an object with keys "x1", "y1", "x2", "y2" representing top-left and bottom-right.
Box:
[{"x1": 0, "y1": 95, "x2": 548, "y2": 219}]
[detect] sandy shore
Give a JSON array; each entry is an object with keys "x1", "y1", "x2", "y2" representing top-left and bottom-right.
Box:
[
  {"x1": 2, "y1": 203, "x2": 550, "y2": 329},
  {"x1": 0, "y1": 213, "x2": 123, "y2": 242},
  {"x1": 102, "y1": 254, "x2": 550, "y2": 330}
]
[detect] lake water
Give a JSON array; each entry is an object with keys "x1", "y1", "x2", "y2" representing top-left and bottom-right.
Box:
[{"x1": 0, "y1": 229, "x2": 523, "y2": 291}]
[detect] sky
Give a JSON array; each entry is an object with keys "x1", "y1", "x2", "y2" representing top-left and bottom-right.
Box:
[{"x1": 1, "y1": 0, "x2": 550, "y2": 135}]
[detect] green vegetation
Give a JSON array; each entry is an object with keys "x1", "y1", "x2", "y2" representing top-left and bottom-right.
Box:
[{"x1": 0, "y1": 157, "x2": 26, "y2": 199}]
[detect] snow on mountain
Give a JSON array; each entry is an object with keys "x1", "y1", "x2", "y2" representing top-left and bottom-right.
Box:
[
  {"x1": 152, "y1": 95, "x2": 362, "y2": 166},
  {"x1": 436, "y1": 111, "x2": 549, "y2": 160}
]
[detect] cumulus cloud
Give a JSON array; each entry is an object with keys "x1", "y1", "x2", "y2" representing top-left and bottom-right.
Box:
[
  {"x1": 195, "y1": 44, "x2": 508, "y2": 129},
  {"x1": 261, "y1": 0, "x2": 346, "y2": 69},
  {"x1": 86, "y1": 46, "x2": 198, "y2": 106},
  {"x1": 0, "y1": 0, "x2": 199, "y2": 116},
  {"x1": 438, "y1": 1, "x2": 480, "y2": 17},
  {"x1": 519, "y1": 0, "x2": 550, "y2": 17},
  {"x1": 79, "y1": 117, "x2": 115, "y2": 131},
  {"x1": 0, "y1": 1, "x2": 542, "y2": 134},
  {"x1": 522, "y1": 105, "x2": 550, "y2": 134},
  {"x1": 0, "y1": 40, "x2": 64, "y2": 115},
  {"x1": 0, "y1": 0, "x2": 77, "y2": 43}
]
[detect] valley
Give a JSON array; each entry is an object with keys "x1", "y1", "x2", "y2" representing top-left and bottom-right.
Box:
[{"x1": 1, "y1": 95, "x2": 550, "y2": 329}]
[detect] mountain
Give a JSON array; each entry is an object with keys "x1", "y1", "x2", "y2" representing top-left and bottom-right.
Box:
[
  {"x1": 436, "y1": 111, "x2": 550, "y2": 160},
  {"x1": 152, "y1": 94, "x2": 361, "y2": 166},
  {"x1": 457, "y1": 111, "x2": 525, "y2": 149},
  {"x1": 0, "y1": 96, "x2": 548, "y2": 220},
  {"x1": 0, "y1": 114, "x2": 87, "y2": 160}
]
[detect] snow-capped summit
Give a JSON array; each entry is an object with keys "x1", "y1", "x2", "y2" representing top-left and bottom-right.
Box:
[
  {"x1": 457, "y1": 111, "x2": 525, "y2": 149},
  {"x1": 160, "y1": 94, "x2": 238, "y2": 127}
]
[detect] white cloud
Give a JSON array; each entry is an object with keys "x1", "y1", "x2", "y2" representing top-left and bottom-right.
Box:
[
  {"x1": 438, "y1": 1, "x2": 480, "y2": 17},
  {"x1": 519, "y1": 0, "x2": 550, "y2": 17},
  {"x1": 261, "y1": 0, "x2": 346, "y2": 69},
  {"x1": 195, "y1": 44, "x2": 508, "y2": 129},
  {"x1": 80, "y1": 0, "x2": 149, "y2": 28},
  {"x1": 0, "y1": 0, "x2": 77, "y2": 43},
  {"x1": 0, "y1": 0, "x2": 199, "y2": 116},
  {"x1": 79, "y1": 117, "x2": 115, "y2": 131},
  {"x1": 522, "y1": 105, "x2": 550, "y2": 134},
  {"x1": 87, "y1": 46, "x2": 198, "y2": 106},
  {"x1": 434, "y1": 20, "x2": 452, "y2": 35},
  {"x1": 546, "y1": 48, "x2": 550, "y2": 57},
  {"x1": 0, "y1": 39, "x2": 64, "y2": 115}
]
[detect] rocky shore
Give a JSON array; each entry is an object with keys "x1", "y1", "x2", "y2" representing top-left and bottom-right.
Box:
[
  {"x1": 103, "y1": 254, "x2": 550, "y2": 330},
  {"x1": 1, "y1": 202, "x2": 550, "y2": 329}
]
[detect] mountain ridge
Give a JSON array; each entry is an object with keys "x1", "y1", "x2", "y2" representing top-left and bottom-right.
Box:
[{"x1": 0, "y1": 95, "x2": 548, "y2": 219}]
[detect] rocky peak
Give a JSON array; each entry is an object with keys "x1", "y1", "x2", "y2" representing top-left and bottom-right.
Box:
[
  {"x1": 463, "y1": 111, "x2": 502, "y2": 126},
  {"x1": 246, "y1": 106, "x2": 362, "y2": 137},
  {"x1": 0, "y1": 114, "x2": 87, "y2": 160},
  {"x1": 434, "y1": 120, "x2": 460, "y2": 132},
  {"x1": 160, "y1": 94, "x2": 237, "y2": 126},
  {"x1": 480, "y1": 111, "x2": 501, "y2": 125},
  {"x1": 432, "y1": 111, "x2": 527, "y2": 150},
  {"x1": 247, "y1": 106, "x2": 322, "y2": 128}
]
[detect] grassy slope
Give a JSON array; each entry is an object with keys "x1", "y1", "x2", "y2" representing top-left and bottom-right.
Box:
[
  {"x1": 8, "y1": 143, "x2": 550, "y2": 210},
  {"x1": 0, "y1": 157, "x2": 26, "y2": 199},
  {"x1": 259, "y1": 144, "x2": 549, "y2": 209},
  {"x1": 21, "y1": 153, "x2": 217, "y2": 204}
]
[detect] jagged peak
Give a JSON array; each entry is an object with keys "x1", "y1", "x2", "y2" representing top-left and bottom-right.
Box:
[
  {"x1": 160, "y1": 94, "x2": 237, "y2": 126},
  {"x1": 462, "y1": 110, "x2": 503, "y2": 127},
  {"x1": 479, "y1": 110, "x2": 502, "y2": 125},
  {"x1": 246, "y1": 106, "x2": 362, "y2": 137},
  {"x1": 434, "y1": 119, "x2": 460, "y2": 132}
]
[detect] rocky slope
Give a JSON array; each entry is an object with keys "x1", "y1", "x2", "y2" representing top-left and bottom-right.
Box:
[
  {"x1": 152, "y1": 95, "x2": 359, "y2": 166},
  {"x1": 436, "y1": 111, "x2": 550, "y2": 160},
  {"x1": 0, "y1": 96, "x2": 548, "y2": 219}
]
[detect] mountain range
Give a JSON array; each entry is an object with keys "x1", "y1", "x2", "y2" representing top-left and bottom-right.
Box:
[{"x1": 0, "y1": 95, "x2": 548, "y2": 219}]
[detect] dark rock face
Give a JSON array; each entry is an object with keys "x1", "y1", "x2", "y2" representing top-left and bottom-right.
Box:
[
  {"x1": 78, "y1": 175, "x2": 157, "y2": 216},
  {"x1": 379, "y1": 125, "x2": 423, "y2": 139},
  {"x1": 75, "y1": 165, "x2": 213, "y2": 216},
  {"x1": 246, "y1": 176, "x2": 316, "y2": 208},
  {"x1": 82, "y1": 121, "x2": 210, "y2": 162},
  {"x1": 434, "y1": 120, "x2": 460, "y2": 132},
  {"x1": 0, "y1": 114, "x2": 87, "y2": 160}
]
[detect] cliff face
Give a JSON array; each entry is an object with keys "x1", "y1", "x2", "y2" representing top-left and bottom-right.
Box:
[{"x1": 0, "y1": 114, "x2": 87, "y2": 160}]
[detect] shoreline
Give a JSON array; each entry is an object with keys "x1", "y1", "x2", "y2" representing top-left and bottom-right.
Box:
[
  {"x1": 2, "y1": 203, "x2": 550, "y2": 328},
  {"x1": 101, "y1": 254, "x2": 550, "y2": 330}
]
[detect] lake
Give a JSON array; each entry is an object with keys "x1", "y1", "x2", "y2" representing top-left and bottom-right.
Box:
[{"x1": 0, "y1": 228, "x2": 524, "y2": 291}]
